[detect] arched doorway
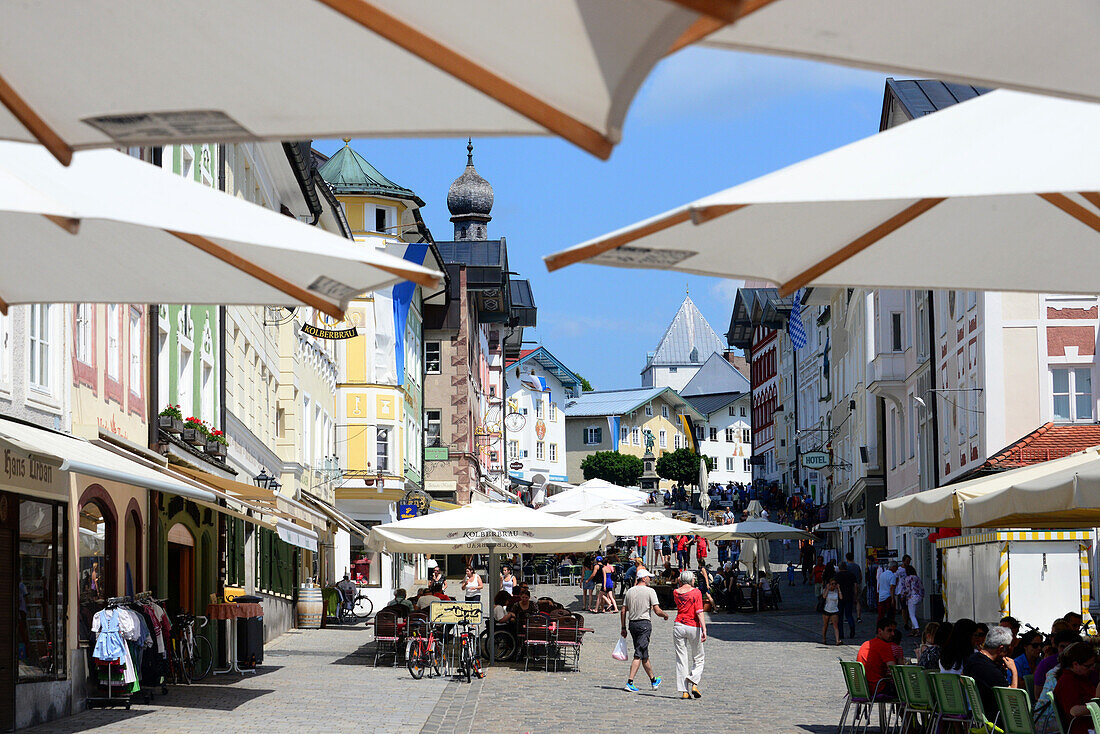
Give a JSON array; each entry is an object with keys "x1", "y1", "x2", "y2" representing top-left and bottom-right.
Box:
[
  {"x1": 78, "y1": 494, "x2": 116, "y2": 631},
  {"x1": 166, "y1": 522, "x2": 195, "y2": 616},
  {"x1": 124, "y1": 504, "x2": 142, "y2": 597}
]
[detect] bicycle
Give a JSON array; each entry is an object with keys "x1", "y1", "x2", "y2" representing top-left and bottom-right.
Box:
[
  {"x1": 452, "y1": 609, "x2": 483, "y2": 682},
  {"x1": 337, "y1": 590, "x2": 374, "y2": 624},
  {"x1": 406, "y1": 621, "x2": 444, "y2": 680},
  {"x1": 173, "y1": 613, "x2": 213, "y2": 683}
]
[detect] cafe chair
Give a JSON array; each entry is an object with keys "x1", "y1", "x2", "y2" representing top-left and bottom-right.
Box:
[
  {"x1": 895, "y1": 665, "x2": 936, "y2": 733},
  {"x1": 993, "y1": 686, "x2": 1036, "y2": 734},
  {"x1": 553, "y1": 615, "x2": 582, "y2": 672},
  {"x1": 524, "y1": 614, "x2": 552, "y2": 673},
  {"x1": 838, "y1": 660, "x2": 897, "y2": 734},
  {"x1": 958, "y1": 675, "x2": 1003, "y2": 733},
  {"x1": 929, "y1": 672, "x2": 978, "y2": 733},
  {"x1": 373, "y1": 611, "x2": 402, "y2": 667}
]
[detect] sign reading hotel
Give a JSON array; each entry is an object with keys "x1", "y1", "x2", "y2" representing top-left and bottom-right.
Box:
[{"x1": 800, "y1": 451, "x2": 830, "y2": 470}]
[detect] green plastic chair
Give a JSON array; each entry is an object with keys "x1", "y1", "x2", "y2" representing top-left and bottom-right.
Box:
[
  {"x1": 959, "y1": 675, "x2": 1004, "y2": 734},
  {"x1": 993, "y1": 687, "x2": 1035, "y2": 734},
  {"x1": 1085, "y1": 702, "x2": 1100, "y2": 734},
  {"x1": 839, "y1": 660, "x2": 896, "y2": 734},
  {"x1": 1041, "y1": 690, "x2": 1068, "y2": 734},
  {"x1": 897, "y1": 665, "x2": 937, "y2": 733},
  {"x1": 930, "y1": 673, "x2": 978, "y2": 732},
  {"x1": 1021, "y1": 675, "x2": 1035, "y2": 704}
]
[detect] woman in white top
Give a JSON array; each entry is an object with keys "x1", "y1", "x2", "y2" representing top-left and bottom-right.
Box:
[
  {"x1": 500, "y1": 566, "x2": 516, "y2": 595},
  {"x1": 461, "y1": 566, "x2": 483, "y2": 604},
  {"x1": 820, "y1": 577, "x2": 842, "y2": 646}
]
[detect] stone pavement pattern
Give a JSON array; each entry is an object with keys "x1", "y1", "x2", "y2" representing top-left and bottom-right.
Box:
[{"x1": 32, "y1": 542, "x2": 897, "y2": 734}]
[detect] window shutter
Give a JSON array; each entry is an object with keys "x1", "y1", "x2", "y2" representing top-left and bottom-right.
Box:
[
  {"x1": 594, "y1": 427, "x2": 602, "y2": 444},
  {"x1": 234, "y1": 519, "x2": 245, "y2": 587}
]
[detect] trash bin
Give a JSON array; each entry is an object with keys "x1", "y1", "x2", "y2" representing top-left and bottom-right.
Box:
[{"x1": 236, "y1": 616, "x2": 264, "y2": 669}]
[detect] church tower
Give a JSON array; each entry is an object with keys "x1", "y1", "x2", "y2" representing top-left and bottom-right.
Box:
[{"x1": 446, "y1": 139, "x2": 494, "y2": 241}]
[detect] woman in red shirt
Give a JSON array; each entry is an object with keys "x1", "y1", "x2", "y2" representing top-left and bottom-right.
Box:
[
  {"x1": 1053, "y1": 642, "x2": 1099, "y2": 734},
  {"x1": 672, "y1": 570, "x2": 708, "y2": 700}
]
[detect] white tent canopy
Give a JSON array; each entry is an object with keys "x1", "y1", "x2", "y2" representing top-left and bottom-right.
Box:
[
  {"x1": 605, "y1": 512, "x2": 704, "y2": 538},
  {"x1": 540, "y1": 482, "x2": 648, "y2": 515},
  {"x1": 0, "y1": 142, "x2": 441, "y2": 316},
  {"x1": 0, "y1": 0, "x2": 699, "y2": 163},
  {"x1": 879, "y1": 447, "x2": 1100, "y2": 528},
  {"x1": 367, "y1": 503, "x2": 612, "y2": 554},
  {"x1": 699, "y1": 1, "x2": 1100, "y2": 105},
  {"x1": 702, "y1": 520, "x2": 816, "y2": 542},
  {"x1": 568, "y1": 501, "x2": 642, "y2": 524},
  {"x1": 545, "y1": 90, "x2": 1100, "y2": 296}
]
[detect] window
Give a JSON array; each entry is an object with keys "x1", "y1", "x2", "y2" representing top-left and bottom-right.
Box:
[
  {"x1": 709, "y1": 426, "x2": 718, "y2": 442},
  {"x1": 256, "y1": 527, "x2": 300, "y2": 596},
  {"x1": 726, "y1": 457, "x2": 735, "y2": 471},
  {"x1": 376, "y1": 427, "x2": 390, "y2": 471},
  {"x1": 967, "y1": 290, "x2": 977, "y2": 311},
  {"x1": 19, "y1": 498, "x2": 67, "y2": 681},
  {"x1": 645, "y1": 404, "x2": 653, "y2": 417},
  {"x1": 669, "y1": 367, "x2": 677, "y2": 373},
  {"x1": 76, "y1": 304, "x2": 93, "y2": 365},
  {"x1": 890, "y1": 407, "x2": 898, "y2": 469},
  {"x1": 729, "y1": 406, "x2": 736, "y2": 417},
  {"x1": 302, "y1": 395, "x2": 311, "y2": 465},
  {"x1": 891, "y1": 312, "x2": 903, "y2": 352},
  {"x1": 742, "y1": 428, "x2": 751, "y2": 443},
  {"x1": 347, "y1": 521, "x2": 381, "y2": 587},
  {"x1": 743, "y1": 458, "x2": 751, "y2": 472},
  {"x1": 536, "y1": 442, "x2": 545, "y2": 460},
  {"x1": 741, "y1": 407, "x2": 747, "y2": 417},
  {"x1": 508, "y1": 439, "x2": 518, "y2": 458},
  {"x1": 28, "y1": 304, "x2": 52, "y2": 393},
  {"x1": 726, "y1": 428, "x2": 735, "y2": 442},
  {"x1": 107, "y1": 304, "x2": 120, "y2": 379},
  {"x1": 620, "y1": 426, "x2": 629, "y2": 443},
  {"x1": 549, "y1": 402, "x2": 557, "y2": 421},
  {"x1": 426, "y1": 410, "x2": 442, "y2": 447},
  {"x1": 695, "y1": 423, "x2": 705, "y2": 440},
  {"x1": 1053, "y1": 368, "x2": 1093, "y2": 422},
  {"x1": 549, "y1": 443, "x2": 557, "y2": 462},
  {"x1": 674, "y1": 434, "x2": 681, "y2": 449},
  {"x1": 129, "y1": 308, "x2": 142, "y2": 393},
  {"x1": 659, "y1": 430, "x2": 667, "y2": 448},
  {"x1": 425, "y1": 342, "x2": 441, "y2": 373},
  {"x1": 535, "y1": 399, "x2": 544, "y2": 419},
  {"x1": 631, "y1": 427, "x2": 640, "y2": 445},
  {"x1": 375, "y1": 207, "x2": 388, "y2": 233},
  {"x1": 584, "y1": 426, "x2": 602, "y2": 445}
]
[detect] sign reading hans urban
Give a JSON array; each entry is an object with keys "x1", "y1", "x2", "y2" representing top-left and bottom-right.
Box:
[
  {"x1": 800, "y1": 451, "x2": 830, "y2": 470},
  {"x1": 1, "y1": 441, "x2": 66, "y2": 497}
]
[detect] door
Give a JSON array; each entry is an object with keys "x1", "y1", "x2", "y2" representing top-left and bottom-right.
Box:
[{"x1": 1, "y1": 528, "x2": 15, "y2": 732}]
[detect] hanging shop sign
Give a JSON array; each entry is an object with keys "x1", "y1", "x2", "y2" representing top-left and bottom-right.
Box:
[
  {"x1": 428, "y1": 600, "x2": 481, "y2": 625},
  {"x1": 397, "y1": 503, "x2": 419, "y2": 520},
  {"x1": 301, "y1": 323, "x2": 358, "y2": 340},
  {"x1": 800, "y1": 451, "x2": 830, "y2": 470},
  {"x1": 1, "y1": 439, "x2": 66, "y2": 498},
  {"x1": 509, "y1": 461, "x2": 523, "y2": 471},
  {"x1": 400, "y1": 487, "x2": 431, "y2": 516}
]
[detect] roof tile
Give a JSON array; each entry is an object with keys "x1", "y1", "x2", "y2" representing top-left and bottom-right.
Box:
[{"x1": 981, "y1": 422, "x2": 1100, "y2": 471}]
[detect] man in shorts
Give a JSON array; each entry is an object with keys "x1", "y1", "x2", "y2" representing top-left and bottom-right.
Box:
[{"x1": 621, "y1": 569, "x2": 669, "y2": 692}]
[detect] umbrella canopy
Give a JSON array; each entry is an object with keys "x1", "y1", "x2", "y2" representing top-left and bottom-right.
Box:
[
  {"x1": 880, "y1": 447, "x2": 1100, "y2": 528},
  {"x1": 696, "y1": 1, "x2": 1100, "y2": 105},
  {"x1": 701, "y1": 520, "x2": 815, "y2": 542},
  {"x1": 0, "y1": 0, "x2": 699, "y2": 163},
  {"x1": 698, "y1": 458, "x2": 711, "y2": 512},
  {"x1": 540, "y1": 482, "x2": 647, "y2": 514},
  {"x1": 568, "y1": 501, "x2": 642, "y2": 524},
  {"x1": 606, "y1": 511, "x2": 704, "y2": 538},
  {"x1": 0, "y1": 142, "x2": 441, "y2": 317},
  {"x1": 367, "y1": 502, "x2": 612, "y2": 554},
  {"x1": 545, "y1": 90, "x2": 1100, "y2": 297},
  {"x1": 958, "y1": 447, "x2": 1100, "y2": 529}
]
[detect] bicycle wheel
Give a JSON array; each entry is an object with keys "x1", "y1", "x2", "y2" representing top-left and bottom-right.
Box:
[
  {"x1": 479, "y1": 629, "x2": 516, "y2": 662},
  {"x1": 407, "y1": 639, "x2": 425, "y2": 680},
  {"x1": 180, "y1": 639, "x2": 195, "y2": 685},
  {"x1": 191, "y1": 635, "x2": 214, "y2": 681},
  {"x1": 460, "y1": 638, "x2": 471, "y2": 683},
  {"x1": 430, "y1": 638, "x2": 444, "y2": 678},
  {"x1": 470, "y1": 649, "x2": 484, "y2": 680},
  {"x1": 351, "y1": 594, "x2": 374, "y2": 621}
]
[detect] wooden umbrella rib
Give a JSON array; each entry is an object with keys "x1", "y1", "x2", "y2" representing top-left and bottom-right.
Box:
[
  {"x1": 1039, "y1": 193, "x2": 1100, "y2": 233},
  {"x1": 0, "y1": 294, "x2": 8, "y2": 316},
  {"x1": 1080, "y1": 192, "x2": 1100, "y2": 213},
  {"x1": 544, "y1": 210, "x2": 692, "y2": 272},
  {"x1": 317, "y1": 0, "x2": 613, "y2": 160},
  {"x1": 167, "y1": 230, "x2": 346, "y2": 321},
  {"x1": 370, "y1": 263, "x2": 439, "y2": 289},
  {"x1": 0, "y1": 73, "x2": 73, "y2": 166},
  {"x1": 42, "y1": 214, "x2": 81, "y2": 235},
  {"x1": 690, "y1": 203, "x2": 747, "y2": 225},
  {"x1": 777, "y1": 198, "x2": 946, "y2": 296}
]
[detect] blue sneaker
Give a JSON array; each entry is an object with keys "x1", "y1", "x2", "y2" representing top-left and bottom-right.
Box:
[
  {"x1": 651, "y1": 676, "x2": 662, "y2": 690},
  {"x1": 624, "y1": 682, "x2": 639, "y2": 692}
]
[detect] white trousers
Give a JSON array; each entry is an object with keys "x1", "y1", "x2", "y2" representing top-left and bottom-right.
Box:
[
  {"x1": 907, "y1": 598, "x2": 920, "y2": 630},
  {"x1": 673, "y1": 622, "x2": 705, "y2": 692}
]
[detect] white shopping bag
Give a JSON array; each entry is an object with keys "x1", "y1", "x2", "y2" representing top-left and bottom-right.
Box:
[{"x1": 612, "y1": 636, "x2": 629, "y2": 661}]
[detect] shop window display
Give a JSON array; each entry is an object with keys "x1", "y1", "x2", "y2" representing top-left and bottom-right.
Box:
[
  {"x1": 348, "y1": 521, "x2": 381, "y2": 587},
  {"x1": 18, "y1": 499, "x2": 66, "y2": 681},
  {"x1": 78, "y1": 501, "x2": 112, "y2": 639}
]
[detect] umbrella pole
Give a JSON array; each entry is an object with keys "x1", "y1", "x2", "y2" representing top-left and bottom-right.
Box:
[{"x1": 487, "y1": 545, "x2": 498, "y2": 664}]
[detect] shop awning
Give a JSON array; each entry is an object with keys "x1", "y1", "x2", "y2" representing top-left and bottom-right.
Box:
[
  {"x1": 813, "y1": 521, "x2": 840, "y2": 534},
  {"x1": 160, "y1": 466, "x2": 276, "y2": 529},
  {"x1": 0, "y1": 417, "x2": 214, "y2": 502},
  {"x1": 171, "y1": 465, "x2": 324, "y2": 531},
  {"x1": 277, "y1": 519, "x2": 318, "y2": 553},
  {"x1": 299, "y1": 493, "x2": 372, "y2": 541}
]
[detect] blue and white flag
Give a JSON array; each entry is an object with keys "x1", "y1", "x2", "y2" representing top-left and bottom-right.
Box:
[{"x1": 787, "y1": 288, "x2": 808, "y2": 350}]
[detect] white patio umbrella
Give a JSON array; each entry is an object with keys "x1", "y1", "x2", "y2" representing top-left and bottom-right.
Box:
[
  {"x1": 694, "y1": 1, "x2": 1100, "y2": 106},
  {"x1": 879, "y1": 447, "x2": 1100, "y2": 528},
  {"x1": 605, "y1": 512, "x2": 705, "y2": 538},
  {"x1": 704, "y1": 520, "x2": 814, "y2": 610},
  {"x1": 568, "y1": 501, "x2": 642, "y2": 524},
  {"x1": 367, "y1": 503, "x2": 611, "y2": 662},
  {"x1": 540, "y1": 484, "x2": 647, "y2": 515},
  {"x1": 0, "y1": 141, "x2": 441, "y2": 317},
  {"x1": 698, "y1": 458, "x2": 711, "y2": 516},
  {"x1": 576, "y1": 478, "x2": 650, "y2": 502},
  {"x1": 0, "y1": 0, "x2": 700, "y2": 164},
  {"x1": 545, "y1": 90, "x2": 1100, "y2": 297}
]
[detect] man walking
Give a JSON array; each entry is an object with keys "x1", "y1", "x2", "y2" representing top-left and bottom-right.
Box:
[
  {"x1": 621, "y1": 569, "x2": 668, "y2": 692},
  {"x1": 844, "y1": 552, "x2": 864, "y2": 622},
  {"x1": 835, "y1": 562, "x2": 858, "y2": 640},
  {"x1": 876, "y1": 561, "x2": 898, "y2": 620}
]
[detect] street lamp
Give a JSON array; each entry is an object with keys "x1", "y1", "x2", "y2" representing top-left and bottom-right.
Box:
[
  {"x1": 253, "y1": 468, "x2": 271, "y2": 489},
  {"x1": 268, "y1": 476, "x2": 281, "y2": 493}
]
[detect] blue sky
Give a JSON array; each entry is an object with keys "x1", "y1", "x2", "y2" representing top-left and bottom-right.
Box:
[{"x1": 315, "y1": 48, "x2": 886, "y2": 390}]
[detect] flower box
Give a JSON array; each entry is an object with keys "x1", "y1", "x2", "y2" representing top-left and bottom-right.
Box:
[
  {"x1": 205, "y1": 440, "x2": 227, "y2": 459},
  {"x1": 181, "y1": 428, "x2": 206, "y2": 447},
  {"x1": 158, "y1": 415, "x2": 184, "y2": 434}
]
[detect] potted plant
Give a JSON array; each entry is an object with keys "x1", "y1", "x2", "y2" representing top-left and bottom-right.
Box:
[
  {"x1": 158, "y1": 405, "x2": 184, "y2": 434},
  {"x1": 182, "y1": 417, "x2": 208, "y2": 447},
  {"x1": 206, "y1": 429, "x2": 228, "y2": 459}
]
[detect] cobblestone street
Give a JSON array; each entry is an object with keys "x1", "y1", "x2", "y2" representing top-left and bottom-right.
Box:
[{"x1": 31, "y1": 545, "x2": 903, "y2": 734}]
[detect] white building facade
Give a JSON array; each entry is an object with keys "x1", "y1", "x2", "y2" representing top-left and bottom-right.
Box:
[{"x1": 504, "y1": 346, "x2": 580, "y2": 490}]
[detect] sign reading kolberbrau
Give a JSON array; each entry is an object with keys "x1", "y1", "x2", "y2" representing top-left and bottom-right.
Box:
[
  {"x1": 301, "y1": 323, "x2": 358, "y2": 340},
  {"x1": 444, "y1": 528, "x2": 531, "y2": 551}
]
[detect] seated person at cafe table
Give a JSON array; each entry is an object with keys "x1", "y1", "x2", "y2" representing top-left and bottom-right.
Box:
[
  {"x1": 508, "y1": 589, "x2": 534, "y2": 633},
  {"x1": 962, "y1": 626, "x2": 1018, "y2": 715},
  {"x1": 493, "y1": 591, "x2": 516, "y2": 630},
  {"x1": 388, "y1": 588, "x2": 413, "y2": 614},
  {"x1": 1052, "y1": 642, "x2": 1099, "y2": 734},
  {"x1": 856, "y1": 618, "x2": 899, "y2": 696},
  {"x1": 416, "y1": 582, "x2": 452, "y2": 609}
]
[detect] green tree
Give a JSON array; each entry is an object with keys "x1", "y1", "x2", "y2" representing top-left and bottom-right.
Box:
[
  {"x1": 574, "y1": 373, "x2": 594, "y2": 392},
  {"x1": 580, "y1": 451, "x2": 643, "y2": 486},
  {"x1": 656, "y1": 448, "x2": 714, "y2": 486}
]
